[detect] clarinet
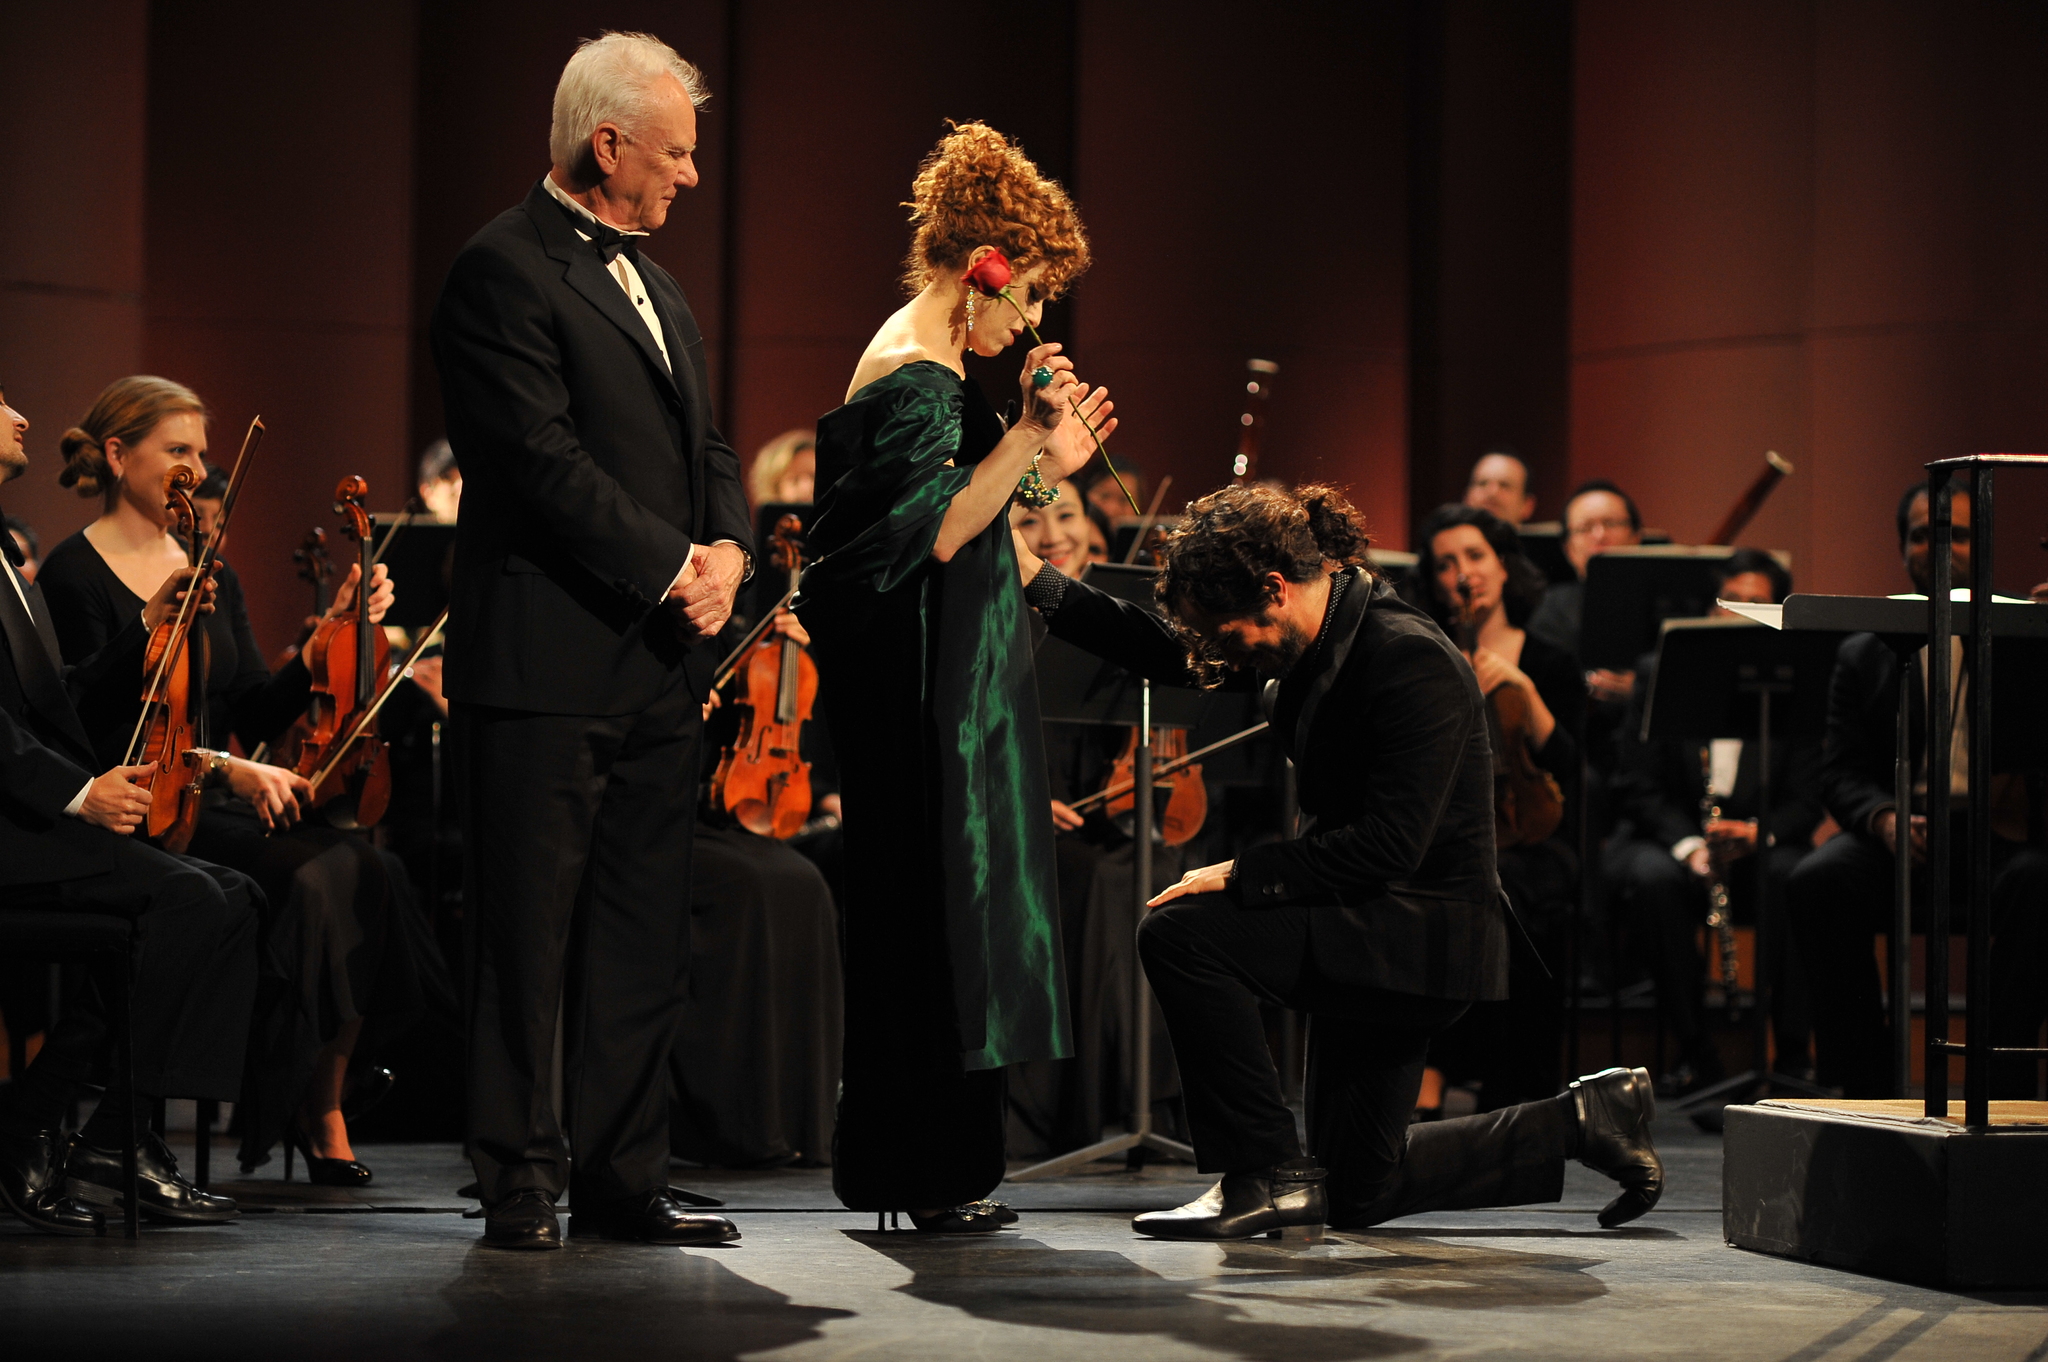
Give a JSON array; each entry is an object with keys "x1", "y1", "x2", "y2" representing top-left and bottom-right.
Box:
[{"x1": 1698, "y1": 745, "x2": 1742, "y2": 1017}]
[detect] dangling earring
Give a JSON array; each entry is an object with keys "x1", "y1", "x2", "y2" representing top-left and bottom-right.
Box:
[{"x1": 963, "y1": 289, "x2": 976, "y2": 334}]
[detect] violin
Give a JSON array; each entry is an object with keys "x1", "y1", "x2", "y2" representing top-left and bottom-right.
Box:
[
  {"x1": 254, "y1": 528, "x2": 337, "y2": 768},
  {"x1": 125, "y1": 417, "x2": 264, "y2": 852},
  {"x1": 1455, "y1": 576, "x2": 1564, "y2": 848},
  {"x1": 1104, "y1": 725, "x2": 1207, "y2": 847},
  {"x1": 1065, "y1": 721, "x2": 1269, "y2": 830},
  {"x1": 292, "y1": 476, "x2": 393, "y2": 828},
  {"x1": 709, "y1": 515, "x2": 816, "y2": 838}
]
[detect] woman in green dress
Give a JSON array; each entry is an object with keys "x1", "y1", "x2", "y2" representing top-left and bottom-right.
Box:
[{"x1": 797, "y1": 123, "x2": 1112, "y2": 1231}]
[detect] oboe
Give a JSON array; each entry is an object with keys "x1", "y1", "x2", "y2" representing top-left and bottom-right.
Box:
[{"x1": 1698, "y1": 746, "x2": 1742, "y2": 1017}]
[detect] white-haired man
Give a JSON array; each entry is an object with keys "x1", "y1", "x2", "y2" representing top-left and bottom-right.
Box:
[{"x1": 431, "y1": 31, "x2": 752, "y2": 1250}]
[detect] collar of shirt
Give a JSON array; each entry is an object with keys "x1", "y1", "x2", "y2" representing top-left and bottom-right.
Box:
[{"x1": 539, "y1": 176, "x2": 671, "y2": 372}]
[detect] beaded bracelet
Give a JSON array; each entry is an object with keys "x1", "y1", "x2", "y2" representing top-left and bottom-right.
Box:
[{"x1": 1016, "y1": 453, "x2": 1060, "y2": 508}]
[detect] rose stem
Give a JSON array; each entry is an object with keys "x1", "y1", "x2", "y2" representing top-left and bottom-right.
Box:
[{"x1": 996, "y1": 288, "x2": 1143, "y2": 517}]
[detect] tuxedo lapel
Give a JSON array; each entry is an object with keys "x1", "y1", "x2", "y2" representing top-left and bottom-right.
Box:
[
  {"x1": 1293, "y1": 569, "x2": 1373, "y2": 762},
  {"x1": 523, "y1": 188, "x2": 685, "y2": 411},
  {"x1": 0, "y1": 562, "x2": 94, "y2": 759},
  {"x1": 642, "y1": 266, "x2": 706, "y2": 453}
]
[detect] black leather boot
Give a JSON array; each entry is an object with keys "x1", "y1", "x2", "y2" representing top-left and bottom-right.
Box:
[
  {"x1": 65, "y1": 1130, "x2": 240, "y2": 1224},
  {"x1": 1570, "y1": 1066, "x2": 1664, "y2": 1227},
  {"x1": 1133, "y1": 1158, "x2": 1327, "y2": 1243},
  {"x1": 0, "y1": 1126, "x2": 104, "y2": 1237}
]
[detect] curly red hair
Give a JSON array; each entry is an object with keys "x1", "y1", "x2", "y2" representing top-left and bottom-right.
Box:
[{"x1": 902, "y1": 121, "x2": 1091, "y2": 299}]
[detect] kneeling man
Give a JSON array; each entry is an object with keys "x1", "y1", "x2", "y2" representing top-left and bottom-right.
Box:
[{"x1": 1019, "y1": 482, "x2": 1661, "y2": 1239}]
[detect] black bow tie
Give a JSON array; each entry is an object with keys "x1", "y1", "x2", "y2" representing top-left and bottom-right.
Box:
[{"x1": 582, "y1": 215, "x2": 638, "y2": 265}]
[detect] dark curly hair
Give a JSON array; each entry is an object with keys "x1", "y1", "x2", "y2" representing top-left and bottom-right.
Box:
[
  {"x1": 902, "y1": 121, "x2": 1091, "y2": 299},
  {"x1": 1415, "y1": 503, "x2": 1548, "y2": 630},
  {"x1": 1154, "y1": 484, "x2": 1373, "y2": 684}
]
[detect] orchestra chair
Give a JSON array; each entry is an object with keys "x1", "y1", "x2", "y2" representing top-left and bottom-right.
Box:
[{"x1": 0, "y1": 910, "x2": 143, "y2": 1238}]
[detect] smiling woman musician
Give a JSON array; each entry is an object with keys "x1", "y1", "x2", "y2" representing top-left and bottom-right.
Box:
[{"x1": 36, "y1": 375, "x2": 445, "y2": 1190}]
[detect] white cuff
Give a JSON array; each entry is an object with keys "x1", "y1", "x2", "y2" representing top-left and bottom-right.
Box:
[
  {"x1": 63, "y1": 780, "x2": 91, "y2": 817},
  {"x1": 665, "y1": 544, "x2": 699, "y2": 600},
  {"x1": 1670, "y1": 836, "x2": 1706, "y2": 863}
]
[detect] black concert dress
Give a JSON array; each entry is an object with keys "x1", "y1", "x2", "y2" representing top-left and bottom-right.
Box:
[
  {"x1": 797, "y1": 360, "x2": 1070, "y2": 1211},
  {"x1": 36, "y1": 531, "x2": 448, "y2": 1170}
]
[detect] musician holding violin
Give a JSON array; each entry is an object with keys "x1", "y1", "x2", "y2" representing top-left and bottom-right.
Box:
[
  {"x1": 38, "y1": 376, "x2": 443, "y2": 1191},
  {"x1": 1415, "y1": 503, "x2": 1582, "y2": 1108}
]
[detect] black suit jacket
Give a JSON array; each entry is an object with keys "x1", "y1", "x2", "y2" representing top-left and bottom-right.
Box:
[
  {"x1": 430, "y1": 182, "x2": 752, "y2": 714},
  {"x1": 0, "y1": 555, "x2": 148, "y2": 886},
  {"x1": 1047, "y1": 570, "x2": 1509, "y2": 1002}
]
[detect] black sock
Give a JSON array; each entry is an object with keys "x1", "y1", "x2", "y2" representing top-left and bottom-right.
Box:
[{"x1": 1555, "y1": 1090, "x2": 1582, "y2": 1157}]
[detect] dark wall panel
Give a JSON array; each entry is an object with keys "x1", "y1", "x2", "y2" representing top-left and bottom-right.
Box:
[
  {"x1": 146, "y1": 0, "x2": 419, "y2": 654},
  {"x1": 0, "y1": 1, "x2": 149, "y2": 558},
  {"x1": 1572, "y1": 0, "x2": 2048, "y2": 596},
  {"x1": 1072, "y1": 2, "x2": 1410, "y2": 541}
]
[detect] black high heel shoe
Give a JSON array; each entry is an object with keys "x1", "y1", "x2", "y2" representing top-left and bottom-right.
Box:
[
  {"x1": 875, "y1": 1204, "x2": 1007, "y2": 1234},
  {"x1": 285, "y1": 1122, "x2": 373, "y2": 1187}
]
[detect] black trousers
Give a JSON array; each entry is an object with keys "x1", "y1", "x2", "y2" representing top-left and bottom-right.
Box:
[
  {"x1": 1606, "y1": 837, "x2": 1812, "y2": 1067},
  {"x1": 1788, "y1": 827, "x2": 2048, "y2": 1097},
  {"x1": 456, "y1": 671, "x2": 700, "y2": 1207},
  {"x1": 9, "y1": 829, "x2": 259, "y2": 1114},
  {"x1": 1138, "y1": 894, "x2": 1573, "y2": 1228}
]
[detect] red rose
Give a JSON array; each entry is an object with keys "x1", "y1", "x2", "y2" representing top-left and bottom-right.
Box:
[{"x1": 964, "y1": 250, "x2": 1013, "y2": 297}]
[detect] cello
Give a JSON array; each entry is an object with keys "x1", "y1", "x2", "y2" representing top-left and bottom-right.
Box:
[
  {"x1": 709, "y1": 516, "x2": 816, "y2": 838},
  {"x1": 125, "y1": 417, "x2": 263, "y2": 852},
  {"x1": 291, "y1": 476, "x2": 393, "y2": 828}
]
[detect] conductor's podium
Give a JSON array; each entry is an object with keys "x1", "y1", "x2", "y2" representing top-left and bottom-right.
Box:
[{"x1": 1725, "y1": 1100, "x2": 2048, "y2": 1288}]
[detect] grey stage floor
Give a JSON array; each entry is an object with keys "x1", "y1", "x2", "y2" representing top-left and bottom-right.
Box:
[{"x1": 2, "y1": 1114, "x2": 2044, "y2": 1360}]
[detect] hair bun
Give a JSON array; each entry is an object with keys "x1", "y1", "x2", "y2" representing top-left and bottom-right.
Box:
[
  {"x1": 902, "y1": 121, "x2": 1090, "y2": 299},
  {"x1": 58, "y1": 426, "x2": 109, "y2": 496}
]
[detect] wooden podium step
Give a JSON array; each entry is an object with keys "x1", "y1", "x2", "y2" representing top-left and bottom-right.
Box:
[{"x1": 1724, "y1": 1100, "x2": 2048, "y2": 1287}]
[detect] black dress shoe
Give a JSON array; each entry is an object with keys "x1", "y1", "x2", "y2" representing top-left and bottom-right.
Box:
[
  {"x1": 286, "y1": 1125, "x2": 373, "y2": 1187},
  {"x1": 1571, "y1": 1066, "x2": 1664, "y2": 1228},
  {"x1": 483, "y1": 1188, "x2": 562, "y2": 1250},
  {"x1": 0, "y1": 1126, "x2": 104, "y2": 1237},
  {"x1": 1133, "y1": 1158, "x2": 1326, "y2": 1244},
  {"x1": 571, "y1": 1189, "x2": 740, "y2": 1245},
  {"x1": 66, "y1": 1131, "x2": 240, "y2": 1224}
]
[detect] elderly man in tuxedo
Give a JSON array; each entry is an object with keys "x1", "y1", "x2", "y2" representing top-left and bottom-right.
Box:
[
  {"x1": 431, "y1": 31, "x2": 753, "y2": 1250},
  {"x1": 0, "y1": 386, "x2": 256, "y2": 1235}
]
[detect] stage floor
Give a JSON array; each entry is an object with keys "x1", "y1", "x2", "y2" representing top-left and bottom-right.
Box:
[{"x1": 2, "y1": 1114, "x2": 2043, "y2": 1360}]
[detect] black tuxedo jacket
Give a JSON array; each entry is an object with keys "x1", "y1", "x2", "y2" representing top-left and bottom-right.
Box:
[
  {"x1": 0, "y1": 555, "x2": 149, "y2": 886},
  {"x1": 1047, "y1": 569, "x2": 1509, "y2": 1002},
  {"x1": 430, "y1": 181, "x2": 752, "y2": 714}
]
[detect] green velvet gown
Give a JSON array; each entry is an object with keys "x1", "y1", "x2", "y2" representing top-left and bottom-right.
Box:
[{"x1": 797, "y1": 359, "x2": 1071, "y2": 1211}]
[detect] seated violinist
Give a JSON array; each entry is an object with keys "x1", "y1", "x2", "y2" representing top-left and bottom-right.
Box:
[
  {"x1": 1017, "y1": 482, "x2": 1662, "y2": 1241},
  {"x1": 0, "y1": 382, "x2": 259, "y2": 1234},
  {"x1": 37, "y1": 375, "x2": 447, "y2": 1187},
  {"x1": 1414, "y1": 503, "x2": 1581, "y2": 1108}
]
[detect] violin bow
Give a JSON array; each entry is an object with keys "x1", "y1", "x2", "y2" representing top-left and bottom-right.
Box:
[{"x1": 1063, "y1": 720, "x2": 1271, "y2": 816}]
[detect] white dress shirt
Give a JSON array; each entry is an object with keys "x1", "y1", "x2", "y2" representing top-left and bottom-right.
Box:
[
  {"x1": 2, "y1": 552, "x2": 91, "y2": 815},
  {"x1": 538, "y1": 176, "x2": 744, "y2": 595}
]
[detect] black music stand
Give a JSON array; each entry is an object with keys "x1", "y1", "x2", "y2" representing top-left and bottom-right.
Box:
[
  {"x1": 1516, "y1": 522, "x2": 1577, "y2": 586},
  {"x1": 1641, "y1": 617, "x2": 1837, "y2": 1115},
  {"x1": 1574, "y1": 546, "x2": 1743, "y2": 1065},
  {"x1": 1927, "y1": 454, "x2": 2048, "y2": 1127},
  {"x1": 374, "y1": 521, "x2": 455, "y2": 630},
  {"x1": 1010, "y1": 563, "x2": 1208, "y2": 1179}
]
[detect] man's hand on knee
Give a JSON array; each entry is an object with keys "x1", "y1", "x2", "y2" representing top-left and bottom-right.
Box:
[{"x1": 1149, "y1": 860, "x2": 1234, "y2": 907}]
